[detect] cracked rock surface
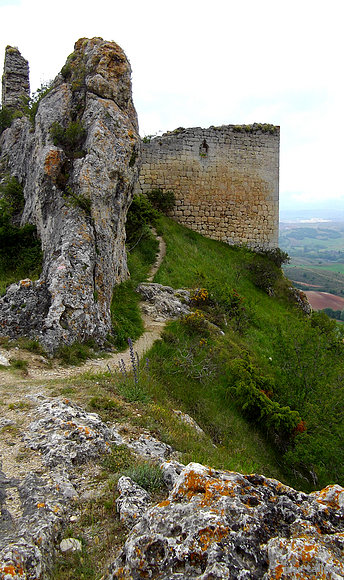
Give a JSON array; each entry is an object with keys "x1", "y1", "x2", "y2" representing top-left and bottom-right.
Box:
[
  {"x1": 106, "y1": 462, "x2": 344, "y2": 579},
  {"x1": 24, "y1": 395, "x2": 123, "y2": 467},
  {"x1": 0, "y1": 395, "x2": 124, "y2": 578},
  {"x1": 0, "y1": 38, "x2": 141, "y2": 353},
  {"x1": 136, "y1": 283, "x2": 191, "y2": 321}
]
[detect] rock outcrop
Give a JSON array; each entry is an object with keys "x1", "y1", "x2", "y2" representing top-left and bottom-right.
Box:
[
  {"x1": 1, "y1": 46, "x2": 30, "y2": 110},
  {"x1": 137, "y1": 283, "x2": 191, "y2": 321},
  {"x1": 107, "y1": 462, "x2": 344, "y2": 579},
  {"x1": 0, "y1": 394, "x2": 124, "y2": 579},
  {"x1": 0, "y1": 38, "x2": 141, "y2": 352}
]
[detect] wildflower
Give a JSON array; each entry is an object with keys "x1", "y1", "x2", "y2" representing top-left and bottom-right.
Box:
[{"x1": 128, "y1": 337, "x2": 139, "y2": 384}]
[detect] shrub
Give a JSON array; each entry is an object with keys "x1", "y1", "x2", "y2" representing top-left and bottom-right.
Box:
[
  {"x1": 0, "y1": 106, "x2": 14, "y2": 135},
  {"x1": 223, "y1": 357, "x2": 301, "y2": 438},
  {"x1": 0, "y1": 175, "x2": 42, "y2": 284},
  {"x1": 147, "y1": 188, "x2": 175, "y2": 214},
  {"x1": 181, "y1": 310, "x2": 209, "y2": 335},
  {"x1": 210, "y1": 285, "x2": 250, "y2": 332},
  {"x1": 50, "y1": 120, "x2": 86, "y2": 157},
  {"x1": 257, "y1": 247, "x2": 290, "y2": 268},
  {"x1": 16, "y1": 338, "x2": 46, "y2": 355},
  {"x1": 126, "y1": 194, "x2": 158, "y2": 247},
  {"x1": 62, "y1": 187, "x2": 91, "y2": 215},
  {"x1": 124, "y1": 462, "x2": 165, "y2": 492},
  {"x1": 102, "y1": 444, "x2": 135, "y2": 472},
  {"x1": 248, "y1": 256, "x2": 279, "y2": 294},
  {"x1": 0, "y1": 175, "x2": 24, "y2": 217},
  {"x1": 89, "y1": 396, "x2": 121, "y2": 413},
  {"x1": 56, "y1": 341, "x2": 99, "y2": 365},
  {"x1": 190, "y1": 288, "x2": 209, "y2": 306},
  {"x1": 10, "y1": 358, "x2": 28, "y2": 372},
  {"x1": 25, "y1": 81, "x2": 53, "y2": 122}
]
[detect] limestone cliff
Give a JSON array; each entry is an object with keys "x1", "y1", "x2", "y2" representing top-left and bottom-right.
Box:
[
  {"x1": 1, "y1": 46, "x2": 30, "y2": 110},
  {"x1": 0, "y1": 38, "x2": 141, "y2": 352}
]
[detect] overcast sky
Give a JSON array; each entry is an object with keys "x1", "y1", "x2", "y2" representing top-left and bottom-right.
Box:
[{"x1": 1, "y1": 0, "x2": 343, "y2": 211}]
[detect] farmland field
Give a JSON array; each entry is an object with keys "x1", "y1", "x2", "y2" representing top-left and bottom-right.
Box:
[
  {"x1": 280, "y1": 220, "x2": 344, "y2": 297},
  {"x1": 304, "y1": 291, "x2": 344, "y2": 311}
]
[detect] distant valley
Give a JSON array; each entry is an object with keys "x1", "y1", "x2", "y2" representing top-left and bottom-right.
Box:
[{"x1": 279, "y1": 209, "x2": 344, "y2": 315}]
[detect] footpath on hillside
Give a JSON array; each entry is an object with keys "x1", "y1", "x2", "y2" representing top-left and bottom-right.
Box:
[{"x1": 0, "y1": 232, "x2": 167, "y2": 385}]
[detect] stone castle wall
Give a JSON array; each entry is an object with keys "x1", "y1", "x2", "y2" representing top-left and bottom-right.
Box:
[{"x1": 136, "y1": 124, "x2": 280, "y2": 249}]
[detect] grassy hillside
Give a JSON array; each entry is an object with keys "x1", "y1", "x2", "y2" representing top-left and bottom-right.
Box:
[
  {"x1": 142, "y1": 217, "x2": 344, "y2": 491},
  {"x1": 1, "y1": 207, "x2": 343, "y2": 492}
]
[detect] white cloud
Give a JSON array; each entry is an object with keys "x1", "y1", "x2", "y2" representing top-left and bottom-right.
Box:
[{"x1": 1, "y1": 0, "x2": 343, "y2": 208}]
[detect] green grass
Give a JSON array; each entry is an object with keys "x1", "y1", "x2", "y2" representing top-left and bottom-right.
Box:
[
  {"x1": 310, "y1": 263, "x2": 344, "y2": 274},
  {"x1": 0, "y1": 243, "x2": 42, "y2": 296},
  {"x1": 110, "y1": 229, "x2": 159, "y2": 350},
  {"x1": 147, "y1": 218, "x2": 344, "y2": 490}
]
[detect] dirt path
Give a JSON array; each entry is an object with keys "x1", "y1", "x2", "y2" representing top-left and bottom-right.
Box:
[
  {"x1": 0, "y1": 232, "x2": 167, "y2": 385},
  {"x1": 0, "y1": 232, "x2": 169, "y2": 522}
]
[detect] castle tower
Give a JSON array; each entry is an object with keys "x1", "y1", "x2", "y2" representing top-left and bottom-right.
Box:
[{"x1": 2, "y1": 46, "x2": 30, "y2": 110}]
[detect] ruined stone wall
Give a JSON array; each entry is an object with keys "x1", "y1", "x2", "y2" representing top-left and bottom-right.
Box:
[{"x1": 136, "y1": 125, "x2": 280, "y2": 249}]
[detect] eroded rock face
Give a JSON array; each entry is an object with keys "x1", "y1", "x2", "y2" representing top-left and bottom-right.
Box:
[
  {"x1": 137, "y1": 283, "x2": 191, "y2": 321},
  {"x1": 116, "y1": 476, "x2": 151, "y2": 530},
  {"x1": 24, "y1": 395, "x2": 123, "y2": 467},
  {"x1": 0, "y1": 394, "x2": 123, "y2": 578},
  {"x1": 0, "y1": 38, "x2": 141, "y2": 352},
  {"x1": 106, "y1": 462, "x2": 344, "y2": 579},
  {"x1": 1, "y1": 45, "x2": 30, "y2": 109}
]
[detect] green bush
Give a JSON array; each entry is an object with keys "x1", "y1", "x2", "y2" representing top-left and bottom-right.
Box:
[
  {"x1": 0, "y1": 175, "x2": 42, "y2": 291},
  {"x1": 0, "y1": 175, "x2": 24, "y2": 216},
  {"x1": 0, "y1": 106, "x2": 14, "y2": 135},
  {"x1": 257, "y1": 247, "x2": 290, "y2": 268},
  {"x1": 223, "y1": 357, "x2": 301, "y2": 437},
  {"x1": 125, "y1": 194, "x2": 158, "y2": 247},
  {"x1": 181, "y1": 310, "x2": 210, "y2": 336},
  {"x1": 209, "y1": 284, "x2": 251, "y2": 332},
  {"x1": 147, "y1": 188, "x2": 175, "y2": 214},
  {"x1": 56, "y1": 341, "x2": 100, "y2": 365},
  {"x1": 25, "y1": 81, "x2": 52, "y2": 122},
  {"x1": 62, "y1": 187, "x2": 91, "y2": 215},
  {"x1": 50, "y1": 120, "x2": 86, "y2": 157},
  {"x1": 110, "y1": 229, "x2": 158, "y2": 350},
  {"x1": 103, "y1": 446, "x2": 165, "y2": 492},
  {"x1": 124, "y1": 462, "x2": 165, "y2": 492},
  {"x1": 248, "y1": 256, "x2": 279, "y2": 294},
  {"x1": 10, "y1": 358, "x2": 28, "y2": 372},
  {"x1": 102, "y1": 444, "x2": 135, "y2": 472}
]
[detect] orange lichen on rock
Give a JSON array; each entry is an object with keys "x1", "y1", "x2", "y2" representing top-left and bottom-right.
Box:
[
  {"x1": 44, "y1": 149, "x2": 62, "y2": 179},
  {"x1": 0, "y1": 564, "x2": 24, "y2": 577},
  {"x1": 173, "y1": 468, "x2": 236, "y2": 507},
  {"x1": 19, "y1": 279, "x2": 32, "y2": 288},
  {"x1": 268, "y1": 536, "x2": 344, "y2": 580},
  {"x1": 158, "y1": 500, "x2": 170, "y2": 508},
  {"x1": 197, "y1": 525, "x2": 229, "y2": 551},
  {"x1": 312, "y1": 484, "x2": 344, "y2": 510},
  {"x1": 78, "y1": 425, "x2": 91, "y2": 436}
]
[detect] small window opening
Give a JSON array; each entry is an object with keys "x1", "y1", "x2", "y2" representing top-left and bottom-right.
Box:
[{"x1": 199, "y1": 139, "x2": 209, "y2": 157}]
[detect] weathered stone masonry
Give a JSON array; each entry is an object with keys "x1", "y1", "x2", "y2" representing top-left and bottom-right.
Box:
[{"x1": 136, "y1": 125, "x2": 280, "y2": 249}]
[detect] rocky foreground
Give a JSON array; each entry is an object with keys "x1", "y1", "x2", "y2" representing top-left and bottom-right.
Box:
[{"x1": 0, "y1": 390, "x2": 343, "y2": 579}]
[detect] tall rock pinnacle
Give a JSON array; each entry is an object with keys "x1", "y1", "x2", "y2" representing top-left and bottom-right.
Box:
[
  {"x1": 1, "y1": 45, "x2": 30, "y2": 109},
  {"x1": 0, "y1": 38, "x2": 141, "y2": 352}
]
